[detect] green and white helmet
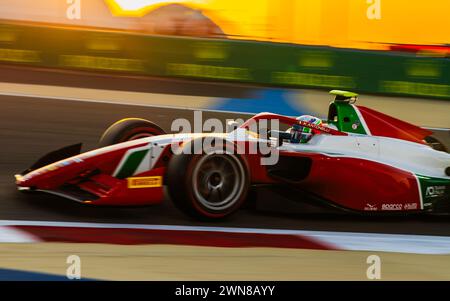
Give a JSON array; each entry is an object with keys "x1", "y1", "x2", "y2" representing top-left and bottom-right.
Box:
[{"x1": 296, "y1": 115, "x2": 323, "y2": 143}]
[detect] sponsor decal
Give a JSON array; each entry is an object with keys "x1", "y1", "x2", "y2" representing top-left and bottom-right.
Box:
[
  {"x1": 56, "y1": 162, "x2": 68, "y2": 168},
  {"x1": 366, "y1": 202, "x2": 419, "y2": 212},
  {"x1": 81, "y1": 149, "x2": 104, "y2": 158},
  {"x1": 25, "y1": 171, "x2": 38, "y2": 179},
  {"x1": 42, "y1": 158, "x2": 83, "y2": 173},
  {"x1": 47, "y1": 165, "x2": 58, "y2": 171},
  {"x1": 364, "y1": 203, "x2": 378, "y2": 211},
  {"x1": 127, "y1": 176, "x2": 163, "y2": 189},
  {"x1": 425, "y1": 186, "x2": 446, "y2": 198},
  {"x1": 403, "y1": 203, "x2": 418, "y2": 210},
  {"x1": 297, "y1": 119, "x2": 332, "y2": 133},
  {"x1": 381, "y1": 203, "x2": 403, "y2": 211}
]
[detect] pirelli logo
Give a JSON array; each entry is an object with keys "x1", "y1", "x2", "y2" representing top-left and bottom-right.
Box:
[{"x1": 127, "y1": 176, "x2": 163, "y2": 189}]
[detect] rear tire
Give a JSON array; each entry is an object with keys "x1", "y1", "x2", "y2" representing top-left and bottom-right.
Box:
[
  {"x1": 167, "y1": 139, "x2": 250, "y2": 220},
  {"x1": 99, "y1": 118, "x2": 166, "y2": 147}
]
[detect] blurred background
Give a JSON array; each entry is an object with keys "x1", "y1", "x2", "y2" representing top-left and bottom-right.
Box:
[
  {"x1": 0, "y1": 0, "x2": 449, "y2": 99},
  {"x1": 0, "y1": 0, "x2": 448, "y2": 128},
  {"x1": 2, "y1": 0, "x2": 450, "y2": 50},
  {"x1": 0, "y1": 0, "x2": 448, "y2": 143}
]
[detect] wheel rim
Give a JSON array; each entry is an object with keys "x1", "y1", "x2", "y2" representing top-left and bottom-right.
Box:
[{"x1": 192, "y1": 154, "x2": 245, "y2": 211}]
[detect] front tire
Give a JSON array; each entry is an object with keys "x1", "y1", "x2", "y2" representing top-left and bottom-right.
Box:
[
  {"x1": 167, "y1": 140, "x2": 250, "y2": 220},
  {"x1": 99, "y1": 118, "x2": 166, "y2": 147}
]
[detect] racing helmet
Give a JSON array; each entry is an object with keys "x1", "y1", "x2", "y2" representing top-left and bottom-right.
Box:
[{"x1": 292, "y1": 115, "x2": 323, "y2": 143}]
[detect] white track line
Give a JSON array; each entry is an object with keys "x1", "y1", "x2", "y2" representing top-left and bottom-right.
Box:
[
  {"x1": 1, "y1": 220, "x2": 450, "y2": 254},
  {"x1": 1, "y1": 89, "x2": 447, "y2": 131},
  {"x1": 0, "y1": 226, "x2": 41, "y2": 243},
  {"x1": 0, "y1": 90, "x2": 256, "y2": 116}
]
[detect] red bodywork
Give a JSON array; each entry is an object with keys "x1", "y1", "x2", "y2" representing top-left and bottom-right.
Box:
[
  {"x1": 16, "y1": 142, "x2": 165, "y2": 206},
  {"x1": 357, "y1": 105, "x2": 432, "y2": 144},
  {"x1": 277, "y1": 152, "x2": 421, "y2": 212}
]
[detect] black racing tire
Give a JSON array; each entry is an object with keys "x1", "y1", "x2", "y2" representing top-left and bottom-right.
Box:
[
  {"x1": 425, "y1": 136, "x2": 448, "y2": 153},
  {"x1": 99, "y1": 118, "x2": 166, "y2": 147},
  {"x1": 167, "y1": 138, "x2": 250, "y2": 220},
  {"x1": 241, "y1": 187, "x2": 258, "y2": 210}
]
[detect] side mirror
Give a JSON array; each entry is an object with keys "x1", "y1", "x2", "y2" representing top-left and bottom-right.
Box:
[{"x1": 268, "y1": 130, "x2": 292, "y2": 147}]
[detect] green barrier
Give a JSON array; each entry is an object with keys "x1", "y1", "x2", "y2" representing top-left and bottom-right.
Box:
[{"x1": 0, "y1": 21, "x2": 449, "y2": 99}]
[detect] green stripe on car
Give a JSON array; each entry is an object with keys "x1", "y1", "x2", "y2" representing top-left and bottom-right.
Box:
[
  {"x1": 115, "y1": 149, "x2": 149, "y2": 179},
  {"x1": 416, "y1": 174, "x2": 450, "y2": 209},
  {"x1": 328, "y1": 102, "x2": 368, "y2": 135}
]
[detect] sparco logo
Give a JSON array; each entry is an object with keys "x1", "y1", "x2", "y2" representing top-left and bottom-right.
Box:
[
  {"x1": 381, "y1": 204, "x2": 402, "y2": 211},
  {"x1": 425, "y1": 186, "x2": 446, "y2": 198}
]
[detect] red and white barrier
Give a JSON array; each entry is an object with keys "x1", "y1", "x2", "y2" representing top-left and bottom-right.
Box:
[{"x1": 1, "y1": 220, "x2": 450, "y2": 254}]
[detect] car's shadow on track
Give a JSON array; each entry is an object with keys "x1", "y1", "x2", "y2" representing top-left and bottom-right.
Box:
[
  {"x1": 11, "y1": 186, "x2": 185, "y2": 223},
  {"x1": 8, "y1": 183, "x2": 450, "y2": 236}
]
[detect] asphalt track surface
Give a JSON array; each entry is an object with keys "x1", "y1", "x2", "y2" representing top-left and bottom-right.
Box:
[{"x1": 1, "y1": 65, "x2": 450, "y2": 236}]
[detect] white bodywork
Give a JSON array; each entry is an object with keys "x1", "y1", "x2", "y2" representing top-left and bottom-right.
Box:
[
  {"x1": 78, "y1": 128, "x2": 450, "y2": 181},
  {"x1": 280, "y1": 133, "x2": 450, "y2": 179}
]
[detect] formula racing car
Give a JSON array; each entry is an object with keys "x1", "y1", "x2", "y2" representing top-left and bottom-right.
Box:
[{"x1": 15, "y1": 90, "x2": 450, "y2": 220}]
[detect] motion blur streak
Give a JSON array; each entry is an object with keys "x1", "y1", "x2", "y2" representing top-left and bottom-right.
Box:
[
  {"x1": 1, "y1": 1, "x2": 449, "y2": 48},
  {"x1": 2, "y1": 220, "x2": 450, "y2": 254}
]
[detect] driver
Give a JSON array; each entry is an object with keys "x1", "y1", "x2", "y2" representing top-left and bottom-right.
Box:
[{"x1": 290, "y1": 115, "x2": 323, "y2": 143}]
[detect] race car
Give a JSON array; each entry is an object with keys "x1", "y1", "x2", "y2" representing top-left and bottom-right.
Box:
[{"x1": 15, "y1": 90, "x2": 450, "y2": 220}]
